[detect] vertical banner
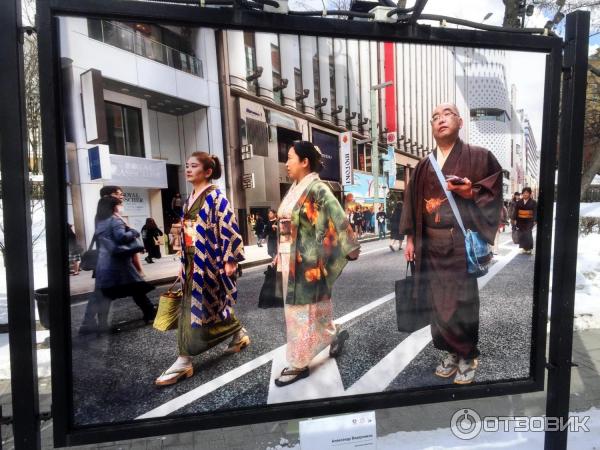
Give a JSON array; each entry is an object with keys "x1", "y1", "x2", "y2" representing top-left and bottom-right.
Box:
[
  {"x1": 80, "y1": 69, "x2": 107, "y2": 144},
  {"x1": 383, "y1": 42, "x2": 396, "y2": 135},
  {"x1": 386, "y1": 146, "x2": 396, "y2": 188},
  {"x1": 339, "y1": 131, "x2": 353, "y2": 186}
]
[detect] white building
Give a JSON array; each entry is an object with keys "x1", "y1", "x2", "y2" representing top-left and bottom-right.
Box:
[{"x1": 59, "y1": 17, "x2": 224, "y2": 247}]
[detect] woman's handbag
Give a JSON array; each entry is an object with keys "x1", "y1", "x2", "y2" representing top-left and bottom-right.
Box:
[
  {"x1": 80, "y1": 235, "x2": 98, "y2": 271},
  {"x1": 113, "y1": 236, "x2": 145, "y2": 256},
  {"x1": 153, "y1": 235, "x2": 162, "y2": 247},
  {"x1": 428, "y1": 153, "x2": 492, "y2": 278},
  {"x1": 396, "y1": 262, "x2": 430, "y2": 332},
  {"x1": 258, "y1": 265, "x2": 283, "y2": 308},
  {"x1": 512, "y1": 227, "x2": 520, "y2": 244},
  {"x1": 154, "y1": 277, "x2": 183, "y2": 331}
]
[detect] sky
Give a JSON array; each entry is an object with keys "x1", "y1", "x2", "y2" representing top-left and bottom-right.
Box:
[{"x1": 288, "y1": 0, "x2": 599, "y2": 147}]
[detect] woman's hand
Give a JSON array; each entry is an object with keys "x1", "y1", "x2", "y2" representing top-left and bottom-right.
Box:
[
  {"x1": 405, "y1": 235, "x2": 415, "y2": 262},
  {"x1": 347, "y1": 247, "x2": 360, "y2": 260},
  {"x1": 224, "y1": 261, "x2": 237, "y2": 277}
]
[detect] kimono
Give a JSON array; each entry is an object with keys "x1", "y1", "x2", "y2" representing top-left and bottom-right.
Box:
[
  {"x1": 513, "y1": 198, "x2": 537, "y2": 251},
  {"x1": 400, "y1": 139, "x2": 503, "y2": 359},
  {"x1": 277, "y1": 173, "x2": 360, "y2": 368},
  {"x1": 177, "y1": 186, "x2": 245, "y2": 357}
]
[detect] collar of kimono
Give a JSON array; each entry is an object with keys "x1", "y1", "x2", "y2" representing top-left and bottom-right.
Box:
[
  {"x1": 278, "y1": 172, "x2": 320, "y2": 219},
  {"x1": 187, "y1": 183, "x2": 213, "y2": 211}
]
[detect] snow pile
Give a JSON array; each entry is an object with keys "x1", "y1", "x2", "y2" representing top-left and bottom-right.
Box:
[{"x1": 573, "y1": 233, "x2": 600, "y2": 331}]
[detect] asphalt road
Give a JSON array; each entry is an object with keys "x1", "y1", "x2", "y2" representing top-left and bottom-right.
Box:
[{"x1": 68, "y1": 233, "x2": 535, "y2": 426}]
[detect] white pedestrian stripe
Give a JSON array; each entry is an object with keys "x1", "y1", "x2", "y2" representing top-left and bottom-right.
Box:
[
  {"x1": 136, "y1": 238, "x2": 526, "y2": 419},
  {"x1": 344, "y1": 326, "x2": 431, "y2": 396},
  {"x1": 267, "y1": 346, "x2": 345, "y2": 404}
]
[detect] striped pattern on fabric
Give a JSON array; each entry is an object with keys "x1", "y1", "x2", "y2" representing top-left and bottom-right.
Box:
[{"x1": 181, "y1": 189, "x2": 245, "y2": 328}]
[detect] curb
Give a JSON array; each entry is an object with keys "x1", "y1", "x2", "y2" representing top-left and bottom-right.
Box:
[{"x1": 69, "y1": 235, "x2": 388, "y2": 302}]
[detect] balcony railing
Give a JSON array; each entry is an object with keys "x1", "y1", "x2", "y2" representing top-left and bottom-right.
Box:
[{"x1": 89, "y1": 20, "x2": 203, "y2": 78}]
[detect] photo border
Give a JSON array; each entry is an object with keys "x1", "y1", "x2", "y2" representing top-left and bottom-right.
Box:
[{"x1": 36, "y1": 0, "x2": 562, "y2": 445}]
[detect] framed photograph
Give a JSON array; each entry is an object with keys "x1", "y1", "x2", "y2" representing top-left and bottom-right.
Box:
[{"x1": 37, "y1": 0, "x2": 562, "y2": 445}]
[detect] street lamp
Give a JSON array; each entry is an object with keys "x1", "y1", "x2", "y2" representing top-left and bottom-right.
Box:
[{"x1": 370, "y1": 80, "x2": 392, "y2": 235}]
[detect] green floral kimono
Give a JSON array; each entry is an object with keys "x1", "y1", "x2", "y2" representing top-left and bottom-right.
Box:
[{"x1": 277, "y1": 174, "x2": 359, "y2": 368}]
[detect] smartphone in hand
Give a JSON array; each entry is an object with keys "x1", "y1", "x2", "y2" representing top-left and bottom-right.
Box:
[{"x1": 445, "y1": 175, "x2": 466, "y2": 185}]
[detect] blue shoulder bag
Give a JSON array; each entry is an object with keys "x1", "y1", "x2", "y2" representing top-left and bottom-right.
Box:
[{"x1": 428, "y1": 153, "x2": 492, "y2": 278}]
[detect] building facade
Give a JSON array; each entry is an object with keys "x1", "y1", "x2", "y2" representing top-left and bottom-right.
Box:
[
  {"x1": 59, "y1": 17, "x2": 224, "y2": 248},
  {"x1": 219, "y1": 31, "x2": 458, "y2": 243}
]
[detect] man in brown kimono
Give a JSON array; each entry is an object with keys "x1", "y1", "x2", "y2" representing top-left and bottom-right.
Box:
[{"x1": 400, "y1": 103, "x2": 503, "y2": 384}]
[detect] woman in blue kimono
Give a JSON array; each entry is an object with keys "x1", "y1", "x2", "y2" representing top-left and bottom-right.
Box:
[{"x1": 155, "y1": 152, "x2": 249, "y2": 386}]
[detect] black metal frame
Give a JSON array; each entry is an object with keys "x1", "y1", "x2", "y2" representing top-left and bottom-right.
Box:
[
  {"x1": 32, "y1": 0, "x2": 576, "y2": 446},
  {"x1": 0, "y1": 0, "x2": 41, "y2": 448}
]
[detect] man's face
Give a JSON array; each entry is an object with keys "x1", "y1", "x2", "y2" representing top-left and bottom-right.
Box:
[
  {"x1": 522, "y1": 191, "x2": 531, "y2": 201},
  {"x1": 431, "y1": 104, "x2": 462, "y2": 143}
]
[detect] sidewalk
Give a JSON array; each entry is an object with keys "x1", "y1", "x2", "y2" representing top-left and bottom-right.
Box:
[{"x1": 69, "y1": 234, "x2": 387, "y2": 298}]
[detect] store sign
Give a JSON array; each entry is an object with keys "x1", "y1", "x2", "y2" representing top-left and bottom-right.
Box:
[
  {"x1": 299, "y1": 411, "x2": 376, "y2": 450},
  {"x1": 88, "y1": 145, "x2": 111, "y2": 180},
  {"x1": 243, "y1": 173, "x2": 255, "y2": 189},
  {"x1": 121, "y1": 188, "x2": 150, "y2": 232},
  {"x1": 267, "y1": 110, "x2": 299, "y2": 131},
  {"x1": 313, "y1": 128, "x2": 340, "y2": 182},
  {"x1": 339, "y1": 131, "x2": 353, "y2": 186},
  {"x1": 109, "y1": 154, "x2": 168, "y2": 189}
]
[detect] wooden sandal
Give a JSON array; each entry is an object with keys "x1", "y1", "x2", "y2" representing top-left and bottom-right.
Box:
[
  {"x1": 224, "y1": 329, "x2": 250, "y2": 354},
  {"x1": 155, "y1": 365, "x2": 194, "y2": 386}
]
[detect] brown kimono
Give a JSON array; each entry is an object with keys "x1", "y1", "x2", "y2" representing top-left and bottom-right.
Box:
[{"x1": 399, "y1": 139, "x2": 503, "y2": 359}]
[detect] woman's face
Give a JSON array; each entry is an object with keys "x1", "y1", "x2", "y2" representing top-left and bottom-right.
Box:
[
  {"x1": 186, "y1": 157, "x2": 210, "y2": 184},
  {"x1": 286, "y1": 146, "x2": 309, "y2": 182},
  {"x1": 268, "y1": 210, "x2": 276, "y2": 220}
]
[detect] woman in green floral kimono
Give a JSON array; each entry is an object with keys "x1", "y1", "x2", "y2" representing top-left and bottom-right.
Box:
[
  {"x1": 274, "y1": 141, "x2": 360, "y2": 387},
  {"x1": 155, "y1": 152, "x2": 249, "y2": 386}
]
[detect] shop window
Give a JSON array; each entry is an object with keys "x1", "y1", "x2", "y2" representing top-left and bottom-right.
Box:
[
  {"x1": 313, "y1": 52, "x2": 321, "y2": 118},
  {"x1": 329, "y1": 52, "x2": 336, "y2": 113},
  {"x1": 105, "y1": 102, "x2": 145, "y2": 158}
]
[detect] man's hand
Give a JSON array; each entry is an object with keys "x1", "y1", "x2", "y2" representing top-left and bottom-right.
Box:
[
  {"x1": 405, "y1": 235, "x2": 415, "y2": 262},
  {"x1": 447, "y1": 177, "x2": 473, "y2": 200}
]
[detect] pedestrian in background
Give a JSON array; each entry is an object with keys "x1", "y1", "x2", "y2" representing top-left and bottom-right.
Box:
[
  {"x1": 171, "y1": 193, "x2": 183, "y2": 218},
  {"x1": 141, "y1": 218, "x2": 164, "y2": 264},
  {"x1": 493, "y1": 202, "x2": 509, "y2": 255},
  {"x1": 274, "y1": 141, "x2": 360, "y2": 387},
  {"x1": 80, "y1": 196, "x2": 156, "y2": 334},
  {"x1": 68, "y1": 223, "x2": 82, "y2": 275},
  {"x1": 512, "y1": 187, "x2": 537, "y2": 255},
  {"x1": 376, "y1": 206, "x2": 387, "y2": 240},
  {"x1": 389, "y1": 201, "x2": 404, "y2": 251},
  {"x1": 354, "y1": 206, "x2": 364, "y2": 238},
  {"x1": 255, "y1": 215, "x2": 266, "y2": 247},
  {"x1": 363, "y1": 207, "x2": 373, "y2": 234},
  {"x1": 155, "y1": 152, "x2": 248, "y2": 387},
  {"x1": 266, "y1": 209, "x2": 278, "y2": 259}
]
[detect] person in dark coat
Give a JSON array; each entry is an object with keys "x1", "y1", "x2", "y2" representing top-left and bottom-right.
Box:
[
  {"x1": 79, "y1": 196, "x2": 156, "y2": 334},
  {"x1": 512, "y1": 187, "x2": 537, "y2": 254},
  {"x1": 141, "y1": 218, "x2": 164, "y2": 263},
  {"x1": 389, "y1": 201, "x2": 404, "y2": 251},
  {"x1": 401, "y1": 103, "x2": 503, "y2": 385},
  {"x1": 265, "y1": 209, "x2": 278, "y2": 259}
]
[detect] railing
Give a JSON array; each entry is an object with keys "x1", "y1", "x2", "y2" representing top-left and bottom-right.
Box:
[{"x1": 90, "y1": 20, "x2": 203, "y2": 78}]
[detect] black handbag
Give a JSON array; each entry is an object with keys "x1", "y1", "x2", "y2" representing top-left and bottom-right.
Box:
[
  {"x1": 80, "y1": 235, "x2": 98, "y2": 271},
  {"x1": 395, "y1": 262, "x2": 430, "y2": 333},
  {"x1": 258, "y1": 265, "x2": 283, "y2": 308}
]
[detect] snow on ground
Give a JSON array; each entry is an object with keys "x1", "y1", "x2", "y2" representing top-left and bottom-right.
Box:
[
  {"x1": 277, "y1": 407, "x2": 600, "y2": 449},
  {"x1": 573, "y1": 233, "x2": 600, "y2": 331}
]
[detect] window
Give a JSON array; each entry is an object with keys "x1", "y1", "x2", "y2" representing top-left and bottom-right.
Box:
[
  {"x1": 313, "y1": 52, "x2": 321, "y2": 117},
  {"x1": 295, "y1": 68, "x2": 303, "y2": 111},
  {"x1": 244, "y1": 32, "x2": 257, "y2": 93},
  {"x1": 272, "y1": 43, "x2": 282, "y2": 105},
  {"x1": 396, "y1": 164, "x2": 405, "y2": 181},
  {"x1": 105, "y1": 102, "x2": 145, "y2": 158},
  {"x1": 353, "y1": 142, "x2": 372, "y2": 173},
  {"x1": 277, "y1": 127, "x2": 302, "y2": 163},
  {"x1": 470, "y1": 108, "x2": 508, "y2": 122},
  {"x1": 329, "y1": 52, "x2": 336, "y2": 113}
]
